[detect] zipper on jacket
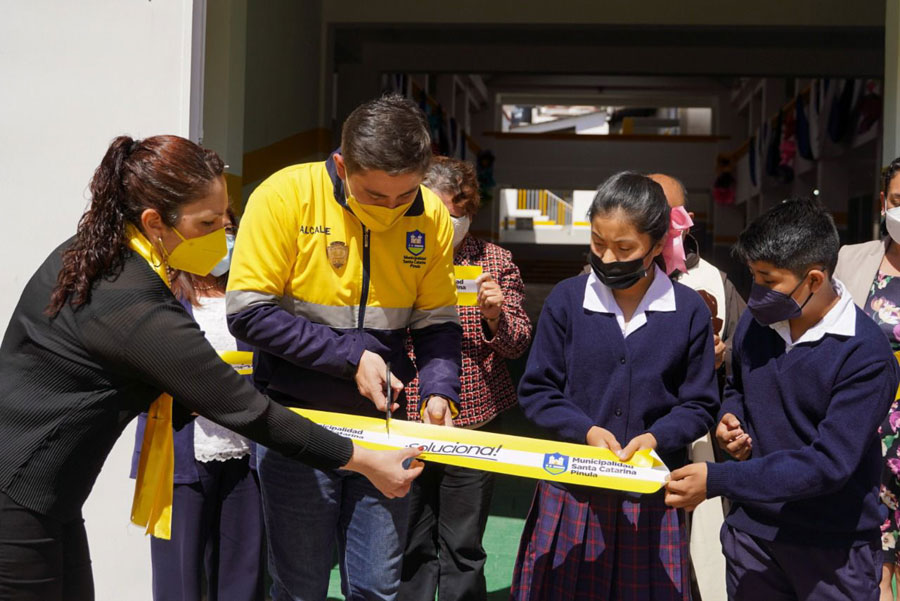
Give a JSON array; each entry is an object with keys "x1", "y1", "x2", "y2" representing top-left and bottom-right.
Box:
[{"x1": 358, "y1": 226, "x2": 371, "y2": 330}]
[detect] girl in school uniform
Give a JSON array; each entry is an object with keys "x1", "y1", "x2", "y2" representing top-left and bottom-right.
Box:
[{"x1": 511, "y1": 171, "x2": 720, "y2": 601}]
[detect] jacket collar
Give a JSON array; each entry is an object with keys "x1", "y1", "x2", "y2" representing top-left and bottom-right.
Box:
[{"x1": 325, "y1": 149, "x2": 425, "y2": 218}]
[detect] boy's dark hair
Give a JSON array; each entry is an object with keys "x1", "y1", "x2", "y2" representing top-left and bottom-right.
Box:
[
  {"x1": 589, "y1": 171, "x2": 670, "y2": 245},
  {"x1": 733, "y1": 197, "x2": 839, "y2": 277},
  {"x1": 341, "y1": 94, "x2": 432, "y2": 176}
]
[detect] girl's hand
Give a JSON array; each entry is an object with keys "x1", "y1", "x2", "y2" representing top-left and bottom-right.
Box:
[
  {"x1": 618, "y1": 432, "x2": 658, "y2": 461},
  {"x1": 586, "y1": 426, "x2": 622, "y2": 454}
]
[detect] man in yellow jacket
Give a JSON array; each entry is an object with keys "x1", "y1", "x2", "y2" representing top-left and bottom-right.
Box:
[{"x1": 226, "y1": 95, "x2": 462, "y2": 600}]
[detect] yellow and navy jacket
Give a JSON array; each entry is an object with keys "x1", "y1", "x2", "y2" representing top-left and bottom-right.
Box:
[{"x1": 226, "y1": 153, "x2": 462, "y2": 417}]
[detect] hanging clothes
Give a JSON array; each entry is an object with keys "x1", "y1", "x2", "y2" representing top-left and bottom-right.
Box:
[
  {"x1": 749, "y1": 134, "x2": 758, "y2": 187},
  {"x1": 796, "y1": 93, "x2": 813, "y2": 161}
]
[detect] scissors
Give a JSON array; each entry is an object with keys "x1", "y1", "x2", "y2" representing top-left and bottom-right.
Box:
[{"x1": 385, "y1": 361, "x2": 392, "y2": 437}]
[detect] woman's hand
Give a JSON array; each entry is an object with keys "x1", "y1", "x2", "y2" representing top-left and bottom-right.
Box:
[
  {"x1": 343, "y1": 444, "x2": 424, "y2": 498},
  {"x1": 477, "y1": 273, "x2": 504, "y2": 322},
  {"x1": 713, "y1": 334, "x2": 726, "y2": 370}
]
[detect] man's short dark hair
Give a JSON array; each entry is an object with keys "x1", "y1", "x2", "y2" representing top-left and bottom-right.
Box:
[
  {"x1": 341, "y1": 94, "x2": 432, "y2": 176},
  {"x1": 733, "y1": 197, "x2": 839, "y2": 277}
]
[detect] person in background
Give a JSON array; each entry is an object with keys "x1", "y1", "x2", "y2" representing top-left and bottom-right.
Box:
[
  {"x1": 648, "y1": 173, "x2": 745, "y2": 377},
  {"x1": 131, "y1": 210, "x2": 266, "y2": 601},
  {"x1": 667, "y1": 198, "x2": 899, "y2": 601},
  {"x1": 226, "y1": 95, "x2": 462, "y2": 601},
  {"x1": 0, "y1": 134, "x2": 421, "y2": 601},
  {"x1": 512, "y1": 172, "x2": 720, "y2": 600},
  {"x1": 399, "y1": 157, "x2": 532, "y2": 601},
  {"x1": 649, "y1": 172, "x2": 746, "y2": 601},
  {"x1": 834, "y1": 157, "x2": 900, "y2": 601}
]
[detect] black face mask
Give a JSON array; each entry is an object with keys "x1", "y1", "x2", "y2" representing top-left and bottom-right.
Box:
[{"x1": 589, "y1": 249, "x2": 651, "y2": 290}]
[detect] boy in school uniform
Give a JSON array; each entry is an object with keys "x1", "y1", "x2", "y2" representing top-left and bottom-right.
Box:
[{"x1": 666, "y1": 198, "x2": 900, "y2": 601}]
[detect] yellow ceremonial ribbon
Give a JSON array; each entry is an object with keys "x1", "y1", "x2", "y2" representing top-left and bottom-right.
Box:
[
  {"x1": 292, "y1": 408, "x2": 670, "y2": 494},
  {"x1": 125, "y1": 224, "x2": 176, "y2": 539}
]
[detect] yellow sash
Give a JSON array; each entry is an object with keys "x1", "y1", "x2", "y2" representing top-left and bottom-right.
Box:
[{"x1": 125, "y1": 224, "x2": 177, "y2": 539}]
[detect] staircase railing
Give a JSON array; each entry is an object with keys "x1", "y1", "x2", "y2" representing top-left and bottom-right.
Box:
[{"x1": 515, "y1": 189, "x2": 573, "y2": 226}]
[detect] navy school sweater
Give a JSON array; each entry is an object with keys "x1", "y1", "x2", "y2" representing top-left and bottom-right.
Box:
[
  {"x1": 518, "y1": 273, "x2": 720, "y2": 474},
  {"x1": 706, "y1": 309, "x2": 900, "y2": 545}
]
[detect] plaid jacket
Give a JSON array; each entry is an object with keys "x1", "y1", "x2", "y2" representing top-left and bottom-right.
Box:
[{"x1": 406, "y1": 234, "x2": 532, "y2": 427}]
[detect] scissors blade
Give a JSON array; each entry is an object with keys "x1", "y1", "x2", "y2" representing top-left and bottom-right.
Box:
[{"x1": 385, "y1": 361, "x2": 392, "y2": 437}]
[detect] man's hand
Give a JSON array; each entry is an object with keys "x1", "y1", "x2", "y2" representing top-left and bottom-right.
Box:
[
  {"x1": 477, "y1": 273, "x2": 504, "y2": 321},
  {"x1": 355, "y1": 350, "x2": 403, "y2": 412},
  {"x1": 715, "y1": 413, "x2": 752, "y2": 460},
  {"x1": 423, "y1": 395, "x2": 454, "y2": 426},
  {"x1": 665, "y1": 463, "x2": 708, "y2": 511},
  {"x1": 586, "y1": 426, "x2": 622, "y2": 454},
  {"x1": 619, "y1": 432, "x2": 657, "y2": 461},
  {"x1": 714, "y1": 334, "x2": 726, "y2": 370}
]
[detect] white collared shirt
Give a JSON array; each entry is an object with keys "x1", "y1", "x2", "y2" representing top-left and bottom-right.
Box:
[
  {"x1": 769, "y1": 277, "x2": 856, "y2": 352},
  {"x1": 583, "y1": 265, "x2": 677, "y2": 338}
]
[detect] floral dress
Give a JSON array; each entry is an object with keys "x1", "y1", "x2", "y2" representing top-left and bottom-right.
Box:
[{"x1": 865, "y1": 270, "x2": 900, "y2": 563}]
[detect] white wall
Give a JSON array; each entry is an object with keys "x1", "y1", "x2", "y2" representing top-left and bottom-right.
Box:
[{"x1": 0, "y1": 2, "x2": 195, "y2": 600}]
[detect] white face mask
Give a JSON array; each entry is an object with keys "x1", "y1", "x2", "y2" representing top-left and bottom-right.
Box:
[
  {"x1": 209, "y1": 233, "x2": 235, "y2": 277},
  {"x1": 451, "y1": 215, "x2": 471, "y2": 248},
  {"x1": 886, "y1": 206, "x2": 900, "y2": 244}
]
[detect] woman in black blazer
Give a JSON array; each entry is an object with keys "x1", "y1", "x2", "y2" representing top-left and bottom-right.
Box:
[{"x1": 0, "y1": 135, "x2": 422, "y2": 601}]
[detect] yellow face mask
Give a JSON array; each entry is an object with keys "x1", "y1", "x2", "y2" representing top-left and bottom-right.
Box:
[
  {"x1": 163, "y1": 226, "x2": 227, "y2": 276},
  {"x1": 345, "y1": 181, "x2": 413, "y2": 233}
]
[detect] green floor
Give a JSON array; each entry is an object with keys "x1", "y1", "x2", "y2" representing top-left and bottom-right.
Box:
[{"x1": 326, "y1": 407, "x2": 542, "y2": 600}]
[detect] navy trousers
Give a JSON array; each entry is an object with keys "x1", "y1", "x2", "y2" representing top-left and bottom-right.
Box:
[
  {"x1": 150, "y1": 456, "x2": 264, "y2": 601},
  {"x1": 721, "y1": 523, "x2": 880, "y2": 601}
]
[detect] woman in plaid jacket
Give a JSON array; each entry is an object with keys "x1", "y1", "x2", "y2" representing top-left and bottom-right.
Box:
[{"x1": 400, "y1": 157, "x2": 532, "y2": 601}]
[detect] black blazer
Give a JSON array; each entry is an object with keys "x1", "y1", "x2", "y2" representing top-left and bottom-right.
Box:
[{"x1": 0, "y1": 241, "x2": 352, "y2": 521}]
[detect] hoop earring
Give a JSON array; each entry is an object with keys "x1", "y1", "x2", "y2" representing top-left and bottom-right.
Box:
[{"x1": 153, "y1": 236, "x2": 169, "y2": 270}]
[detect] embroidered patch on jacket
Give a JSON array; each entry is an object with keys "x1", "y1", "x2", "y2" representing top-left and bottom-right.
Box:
[{"x1": 327, "y1": 241, "x2": 349, "y2": 269}]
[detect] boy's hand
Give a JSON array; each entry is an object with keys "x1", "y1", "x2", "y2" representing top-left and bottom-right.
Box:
[
  {"x1": 715, "y1": 413, "x2": 752, "y2": 460},
  {"x1": 586, "y1": 426, "x2": 622, "y2": 455},
  {"x1": 664, "y1": 462, "x2": 708, "y2": 511},
  {"x1": 619, "y1": 432, "x2": 657, "y2": 461}
]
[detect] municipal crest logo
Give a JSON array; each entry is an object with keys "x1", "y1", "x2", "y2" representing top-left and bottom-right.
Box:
[
  {"x1": 406, "y1": 230, "x2": 425, "y2": 256},
  {"x1": 326, "y1": 241, "x2": 349, "y2": 269},
  {"x1": 543, "y1": 452, "x2": 569, "y2": 476}
]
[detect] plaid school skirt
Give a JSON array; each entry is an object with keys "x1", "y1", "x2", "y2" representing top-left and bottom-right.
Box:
[{"x1": 510, "y1": 481, "x2": 690, "y2": 601}]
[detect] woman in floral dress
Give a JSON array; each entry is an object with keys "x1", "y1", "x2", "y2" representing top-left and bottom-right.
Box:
[{"x1": 834, "y1": 157, "x2": 900, "y2": 601}]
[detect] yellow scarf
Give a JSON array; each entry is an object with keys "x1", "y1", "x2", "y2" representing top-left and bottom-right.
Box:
[{"x1": 126, "y1": 223, "x2": 175, "y2": 540}]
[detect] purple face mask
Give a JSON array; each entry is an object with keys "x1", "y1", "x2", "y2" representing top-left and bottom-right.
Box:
[{"x1": 746, "y1": 273, "x2": 813, "y2": 326}]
